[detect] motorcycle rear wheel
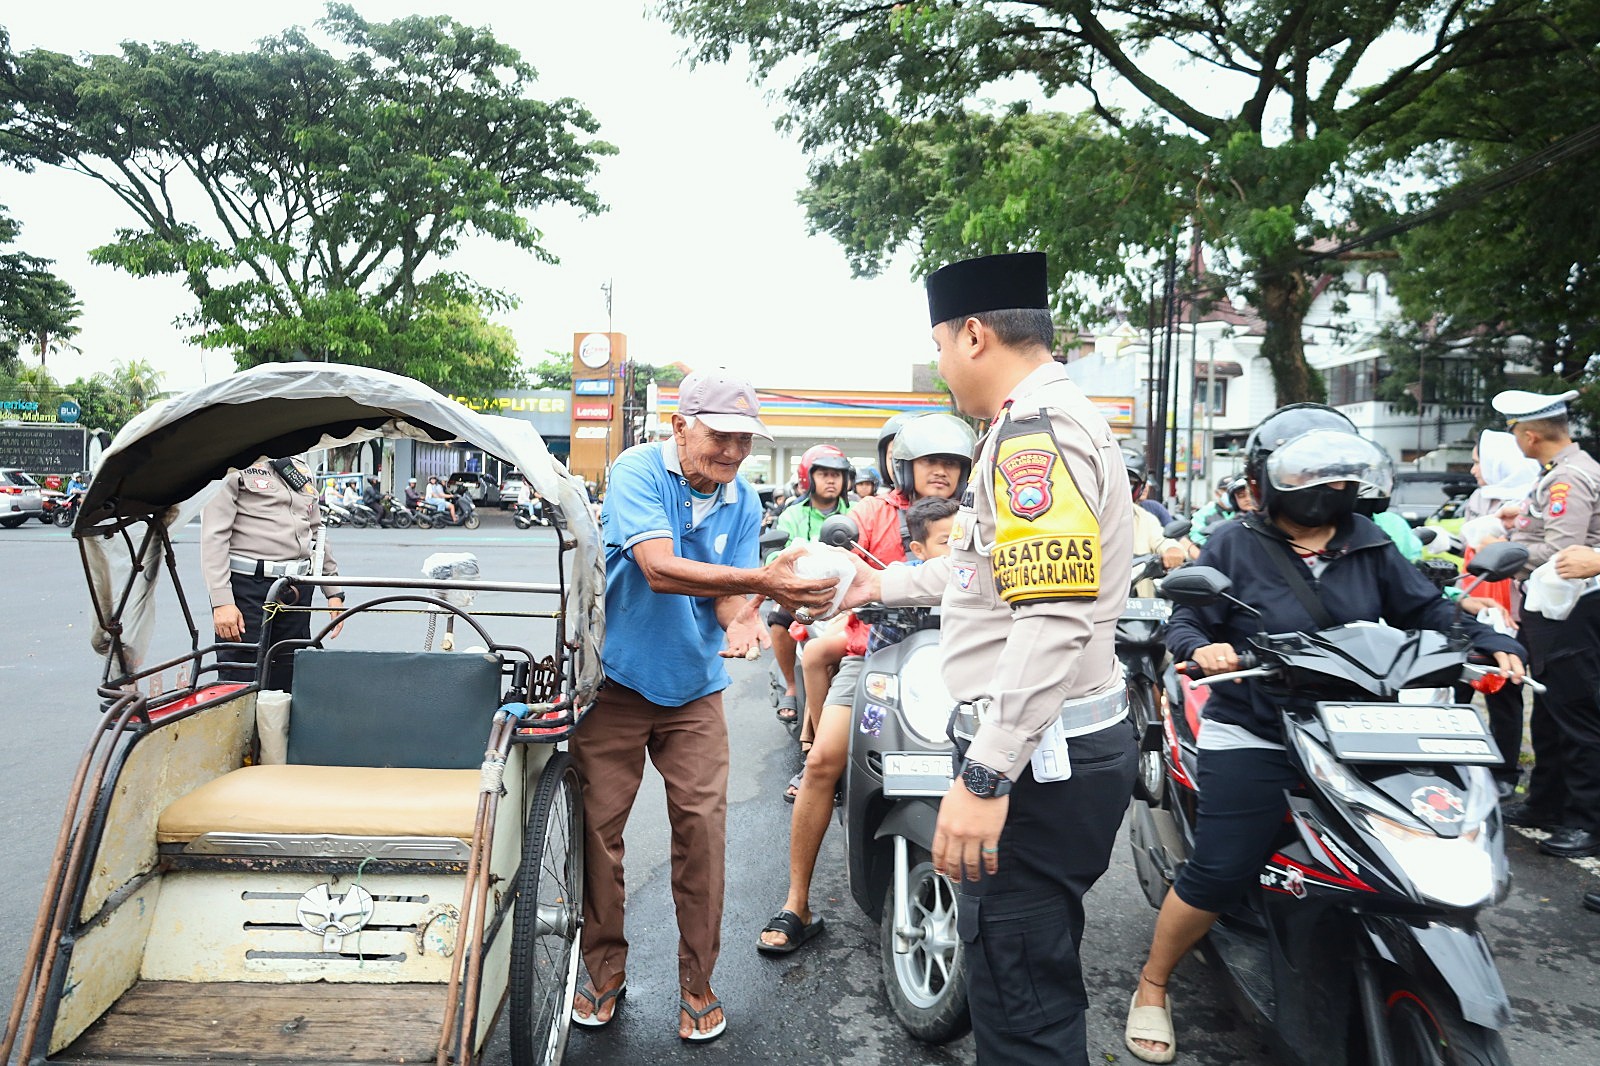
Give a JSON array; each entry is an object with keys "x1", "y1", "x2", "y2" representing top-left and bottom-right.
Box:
[
  {"x1": 392, "y1": 509, "x2": 413, "y2": 529},
  {"x1": 1129, "y1": 682, "x2": 1164, "y2": 805},
  {"x1": 1375, "y1": 977, "x2": 1510, "y2": 1066},
  {"x1": 52, "y1": 509, "x2": 73, "y2": 528},
  {"x1": 350, "y1": 510, "x2": 370, "y2": 528},
  {"x1": 880, "y1": 843, "x2": 972, "y2": 1044}
]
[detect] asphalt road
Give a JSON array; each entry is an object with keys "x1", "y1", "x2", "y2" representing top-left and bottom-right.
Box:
[{"x1": 0, "y1": 515, "x2": 1596, "y2": 1065}]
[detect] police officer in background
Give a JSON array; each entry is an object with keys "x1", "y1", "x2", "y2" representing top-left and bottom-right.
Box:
[
  {"x1": 1493, "y1": 388, "x2": 1600, "y2": 859},
  {"x1": 841, "y1": 252, "x2": 1136, "y2": 1064},
  {"x1": 202, "y1": 455, "x2": 344, "y2": 690}
]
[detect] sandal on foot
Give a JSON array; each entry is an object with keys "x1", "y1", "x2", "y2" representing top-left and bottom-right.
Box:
[
  {"x1": 775, "y1": 694, "x2": 799, "y2": 723},
  {"x1": 1125, "y1": 990, "x2": 1176, "y2": 1064},
  {"x1": 756, "y1": 909, "x2": 826, "y2": 956},
  {"x1": 571, "y1": 984, "x2": 626, "y2": 1029},
  {"x1": 783, "y1": 770, "x2": 803, "y2": 803},
  {"x1": 679, "y1": 996, "x2": 727, "y2": 1042}
]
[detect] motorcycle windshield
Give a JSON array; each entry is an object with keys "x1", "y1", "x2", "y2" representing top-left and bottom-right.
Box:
[{"x1": 1265, "y1": 431, "x2": 1394, "y2": 494}]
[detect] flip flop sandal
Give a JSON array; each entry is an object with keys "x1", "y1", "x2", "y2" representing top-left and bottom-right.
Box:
[
  {"x1": 571, "y1": 984, "x2": 626, "y2": 1029},
  {"x1": 679, "y1": 996, "x2": 727, "y2": 1043},
  {"x1": 756, "y1": 909, "x2": 826, "y2": 956},
  {"x1": 774, "y1": 694, "x2": 799, "y2": 723},
  {"x1": 783, "y1": 771, "x2": 803, "y2": 803},
  {"x1": 1124, "y1": 991, "x2": 1177, "y2": 1064}
]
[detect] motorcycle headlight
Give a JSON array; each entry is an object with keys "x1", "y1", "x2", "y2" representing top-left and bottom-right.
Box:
[
  {"x1": 1356, "y1": 808, "x2": 1495, "y2": 908},
  {"x1": 898, "y1": 644, "x2": 956, "y2": 746},
  {"x1": 1290, "y1": 730, "x2": 1420, "y2": 827}
]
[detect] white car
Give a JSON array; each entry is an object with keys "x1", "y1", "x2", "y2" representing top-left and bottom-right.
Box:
[{"x1": 0, "y1": 469, "x2": 44, "y2": 528}]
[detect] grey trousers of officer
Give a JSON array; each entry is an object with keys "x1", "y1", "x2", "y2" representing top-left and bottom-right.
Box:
[{"x1": 958, "y1": 719, "x2": 1137, "y2": 1065}]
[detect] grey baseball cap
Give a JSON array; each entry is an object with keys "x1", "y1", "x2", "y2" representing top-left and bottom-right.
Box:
[{"x1": 677, "y1": 369, "x2": 771, "y2": 438}]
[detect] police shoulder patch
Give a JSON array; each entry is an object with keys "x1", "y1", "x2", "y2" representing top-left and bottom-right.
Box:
[{"x1": 990, "y1": 427, "x2": 1100, "y2": 603}]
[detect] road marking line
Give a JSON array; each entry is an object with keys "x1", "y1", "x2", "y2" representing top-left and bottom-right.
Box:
[{"x1": 1507, "y1": 824, "x2": 1600, "y2": 878}]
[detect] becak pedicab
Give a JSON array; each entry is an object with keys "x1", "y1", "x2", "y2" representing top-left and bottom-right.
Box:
[{"x1": 2, "y1": 363, "x2": 605, "y2": 1066}]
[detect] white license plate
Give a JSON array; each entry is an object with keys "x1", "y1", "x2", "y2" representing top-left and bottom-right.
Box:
[
  {"x1": 1320, "y1": 704, "x2": 1486, "y2": 737},
  {"x1": 882, "y1": 752, "x2": 953, "y2": 797},
  {"x1": 1123, "y1": 598, "x2": 1170, "y2": 620}
]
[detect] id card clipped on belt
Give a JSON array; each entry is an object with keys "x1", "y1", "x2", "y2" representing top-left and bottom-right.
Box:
[{"x1": 1030, "y1": 716, "x2": 1072, "y2": 782}]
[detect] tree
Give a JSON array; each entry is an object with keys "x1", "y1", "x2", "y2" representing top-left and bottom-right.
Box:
[
  {"x1": 527, "y1": 351, "x2": 574, "y2": 390},
  {"x1": 1375, "y1": 1, "x2": 1600, "y2": 418},
  {"x1": 0, "y1": 203, "x2": 80, "y2": 372},
  {"x1": 662, "y1": 0, "x2": 1585, "y2": 404},
  {"x1": 0, "y1": 4, "x2": 613, "y2": 394}
]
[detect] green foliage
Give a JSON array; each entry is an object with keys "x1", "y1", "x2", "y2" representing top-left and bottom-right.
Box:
[
  {"x1": 0, "y1": 203, "x2": 80, "y2": 371},
  {"x1": 527, "y1": 351, "x2": 574, "y2": 390},
  {"x1": 0, "y1": 4, "x2": 614, "y2": 394},
  {"x1": 1374, "y1": 1, "x2": 1600, "y2": 421},
  {"x1": 661, "y1": 0, "x2": 1581, "y2": 405},
  {"x1": 0, "y1": 357, "x2": 162, "y2": 434}
]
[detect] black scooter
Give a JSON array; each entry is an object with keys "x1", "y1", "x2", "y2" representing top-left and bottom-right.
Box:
[
  {"x1": 1119, "y1": 518, "x2": 1190, "y2": 804},
  {"x1": 1129, "y1": 541, "x2": 1537, "y2": 1066},
  {"x1": 416, "y1": 492, "x2": 480, "y2": 530}
]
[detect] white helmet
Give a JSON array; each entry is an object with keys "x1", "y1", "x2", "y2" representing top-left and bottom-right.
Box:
[{"x1": 890, "y1": 413, "x2": 976, "y2": 498}]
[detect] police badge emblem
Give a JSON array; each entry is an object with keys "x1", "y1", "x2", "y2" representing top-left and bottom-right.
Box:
[{"x1": 998, "y1": 449, "x2": 1056, "y2": 521}]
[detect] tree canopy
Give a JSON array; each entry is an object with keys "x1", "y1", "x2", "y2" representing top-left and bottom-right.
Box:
[
  {"x1": 662, "y1": 0, "x2": 1587, "y2": 404},
  {"x1": 0, "y1": 4, "x2": 614, "y2": 394},
  {"x1": 1374, "y1": 0, "x2": 1600, "y2": 419},
  {"x1": 0, "y1": 202, "x2": 80, "y2": 372}
]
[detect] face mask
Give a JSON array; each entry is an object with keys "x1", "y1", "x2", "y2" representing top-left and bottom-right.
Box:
[{"x1": 1272, "y1": 482, "x2": 1358, "y2": 527}]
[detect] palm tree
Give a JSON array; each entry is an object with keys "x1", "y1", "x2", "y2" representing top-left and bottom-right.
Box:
[{"x1": 97, "y1": 358, "x2": 165, "y2": 412}]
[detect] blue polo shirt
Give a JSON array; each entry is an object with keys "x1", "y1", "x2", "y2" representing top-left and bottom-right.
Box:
[{"x1": 601, "y1": 439, "x2": 762, "y2": 707}]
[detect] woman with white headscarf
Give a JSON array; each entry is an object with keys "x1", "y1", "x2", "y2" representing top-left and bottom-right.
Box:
[{"x1": 1460, "y1": 428, "x2": 1541, "y2": 797}]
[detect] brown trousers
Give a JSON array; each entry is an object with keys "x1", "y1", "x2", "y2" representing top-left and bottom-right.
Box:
[{"x1": 569, "y1": 682, "x2": 729, "y2": 995}]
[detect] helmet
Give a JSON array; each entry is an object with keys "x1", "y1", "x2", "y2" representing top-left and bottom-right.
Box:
[
  {"x1": 1245, "y1": 404, "x2": 1392, "y2": 527},
  {"x1": 1220, "y1": 476, "x2": 1251, "y2": 514},
  {"x1": 1216, "y1": 473, "x2": 1235, "y2": 494},
  {"x1": 855, "y1": 466, "x2": 882, "y2": 487},
  {"x1": 877, "y1": 412, "x2": 920, "y2": 488},
  {"x1": 1122, "y1": 449, "x2": 1148, "y2": 488},
  {"x1": 796, "y1": 444, "x2": 853, "y2": 494},
  {"x1": 890, "y1": 412, "x2": 977, "y2": 499}
]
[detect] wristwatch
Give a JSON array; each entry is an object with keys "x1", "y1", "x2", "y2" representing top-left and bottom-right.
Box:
[{"x1": 960, "y1": 760, "x2": 1013, "y2": 798}]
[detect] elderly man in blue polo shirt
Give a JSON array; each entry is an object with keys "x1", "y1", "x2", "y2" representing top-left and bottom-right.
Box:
[{"x1": 569, "y1": 369, "x2": 842, "y2": 1043}]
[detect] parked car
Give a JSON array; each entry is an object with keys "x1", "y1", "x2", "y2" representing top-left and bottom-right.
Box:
[
  {"x1": 499, "y1": 471, "x2": 528, "y2": 510},
  {"x1": 1, "y1": 469, "x2": 45, "y2": 528},
  {"x1": 1389, "y1": 471, "x2": 1478, "y2": 526},
  {"x1": 445, "y1": 471, "x2": 502, "y2": 508}
]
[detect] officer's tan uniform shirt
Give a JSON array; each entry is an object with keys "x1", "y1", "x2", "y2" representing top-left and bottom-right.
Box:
[
  {"x1": 201, "y1": 457, "x2": 342, "y2": 608},
  {"x1": 1510, "y1": 442, "x2": 1600, "y2": 577},
  {"x1": 1131, "y1": 506, "x2": 1179, "y2": 599},
  {"x1": 881, "y1": 361, "x2": 1133, "y2": 779}
]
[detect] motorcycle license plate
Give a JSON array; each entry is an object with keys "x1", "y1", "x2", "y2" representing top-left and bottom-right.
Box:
[
  {"x1": 1315, "y1": 702, "x2": 1502, "y2": 765},
  {"x1": 1122, "y1": 598, "x2": 1170, "y2": 620},
  {"x1": 882, "y1": 752, "x2": 954, "y2": 797}
]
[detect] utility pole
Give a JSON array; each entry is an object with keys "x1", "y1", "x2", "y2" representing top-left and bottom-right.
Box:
[{"x1": 601, "y1": 278, "x2": 614, "y2": 335}]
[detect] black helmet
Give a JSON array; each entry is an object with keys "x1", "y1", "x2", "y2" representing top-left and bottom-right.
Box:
[
  {"x1": 1245, "y1": 404, "x2": 1391, "y2": 527},
  {"x1": 1219, "y1": 476, "x2": 1250, "y2": 514},
  {"x1": 1122, "y1": 449, "x2": 1148, "y2": 488}
]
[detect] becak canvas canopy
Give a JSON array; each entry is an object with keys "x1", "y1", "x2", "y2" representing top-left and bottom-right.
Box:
[{"x1": 74, "y1": 362, "x2": 604, "y2": 699}]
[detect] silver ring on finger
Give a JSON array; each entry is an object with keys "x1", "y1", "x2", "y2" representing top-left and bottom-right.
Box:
[{"x1": 794, "y1": 608, "x2": 814, "y2": 625}]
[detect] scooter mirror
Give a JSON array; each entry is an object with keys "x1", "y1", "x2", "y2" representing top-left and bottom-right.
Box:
[
  {"x1": 1161, "y1": 518, "x2": 1192, "y2": 541},
  {"x1": 818, "y1": 513, "x2": 860, "y2": 550},
  {"x1": 758, "y1": 528, "x2": 791, "y2": 553},
  {"x1": 1415, "y1": 526, "x2": 1441, "y2": 547},
  {"x1": 1158, "y1": 566, "x2": 1232, "y2": 605},
  {"x1": 1465, "y1": 540, "x2": 1528, "y2": 582}
]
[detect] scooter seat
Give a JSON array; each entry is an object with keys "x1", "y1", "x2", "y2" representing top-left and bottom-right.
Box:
[{"x1": 156, "y1": 764, "x2": 480, "y2": 844}]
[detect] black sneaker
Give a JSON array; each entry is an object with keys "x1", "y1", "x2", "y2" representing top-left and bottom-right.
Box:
[{"x1": 1501, "y1": 802, "x2": 1561, "y2": 830}]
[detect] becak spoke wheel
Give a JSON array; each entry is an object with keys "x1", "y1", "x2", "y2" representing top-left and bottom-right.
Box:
[{"x1": 508, "y1": 753, "x2": 585, "y2": 1066}]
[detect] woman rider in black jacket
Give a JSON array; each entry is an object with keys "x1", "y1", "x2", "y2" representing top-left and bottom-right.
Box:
[{"x1": 1123, "y1": 404, "x2": 1527, "y2": 1064}]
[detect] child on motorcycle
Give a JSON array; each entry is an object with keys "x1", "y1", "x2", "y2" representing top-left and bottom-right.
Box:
[{"x1": 757, "y1": 495, "x2": 959, "y2": 955}]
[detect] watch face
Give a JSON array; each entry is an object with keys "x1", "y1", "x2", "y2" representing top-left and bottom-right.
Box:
[{"x1": 962, "y1": 762, "x2": 994, "y2": 795}]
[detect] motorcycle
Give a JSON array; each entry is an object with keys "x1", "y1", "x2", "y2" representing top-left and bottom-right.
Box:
[
  {"x1": 349, "y1": 493, "x2": 414, "y2": 529},
  {"x1": 1119, "y1": 518, "x2": 1190, "y2": 804},
  {"x1": 1128, "y1": 540, "x2": 1536, "y2": 1066},
  {"x1": 512, "y1": 498, "x2": 551, "y2": 530},
  {"x1": 43, "y1": 491, "x2": 79, "y2": 528},
  {"x1": 416, "y1": 492, "x2": 480, "y2": 530},
  {"x1": 819, "y1": 513, "x2": 971, "y2": 1043}
]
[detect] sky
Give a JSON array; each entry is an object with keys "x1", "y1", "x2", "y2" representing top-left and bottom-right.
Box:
[{"x1": 0, "y1": 1, "x2": 938, "y2": 394}]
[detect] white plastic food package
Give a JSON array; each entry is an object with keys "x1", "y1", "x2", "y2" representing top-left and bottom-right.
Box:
[
  {"x1": 1460, "y1": 515, "x2": 1507, "y2": 551},
  {"x1": 1522, "y1": 560, "x2": 1597, "y2": 621},
  {"x1": 791, "y1": 543, "x2": 858, "y2": 618}
]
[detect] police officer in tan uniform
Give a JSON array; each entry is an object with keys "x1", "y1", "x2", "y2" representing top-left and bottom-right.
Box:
[
  {"x1": 842, "y1": 252, "x2": 1136, "y2": 1064},
  {"x1": 1494, "y1": 389, "x2": 1600, "y2": 858},
  {"x1": 201, "y1": 455, "x2": 344, "y2": 690}
]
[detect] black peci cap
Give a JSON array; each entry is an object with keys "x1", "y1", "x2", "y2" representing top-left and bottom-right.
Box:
[{"x1": 925, "y1": 252, "x2": 1049, "y2": 326}]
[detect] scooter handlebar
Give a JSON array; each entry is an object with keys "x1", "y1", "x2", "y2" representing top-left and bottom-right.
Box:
[{"x1": 1175, "y1": 651, "x2": 1259, "y2": 676}]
